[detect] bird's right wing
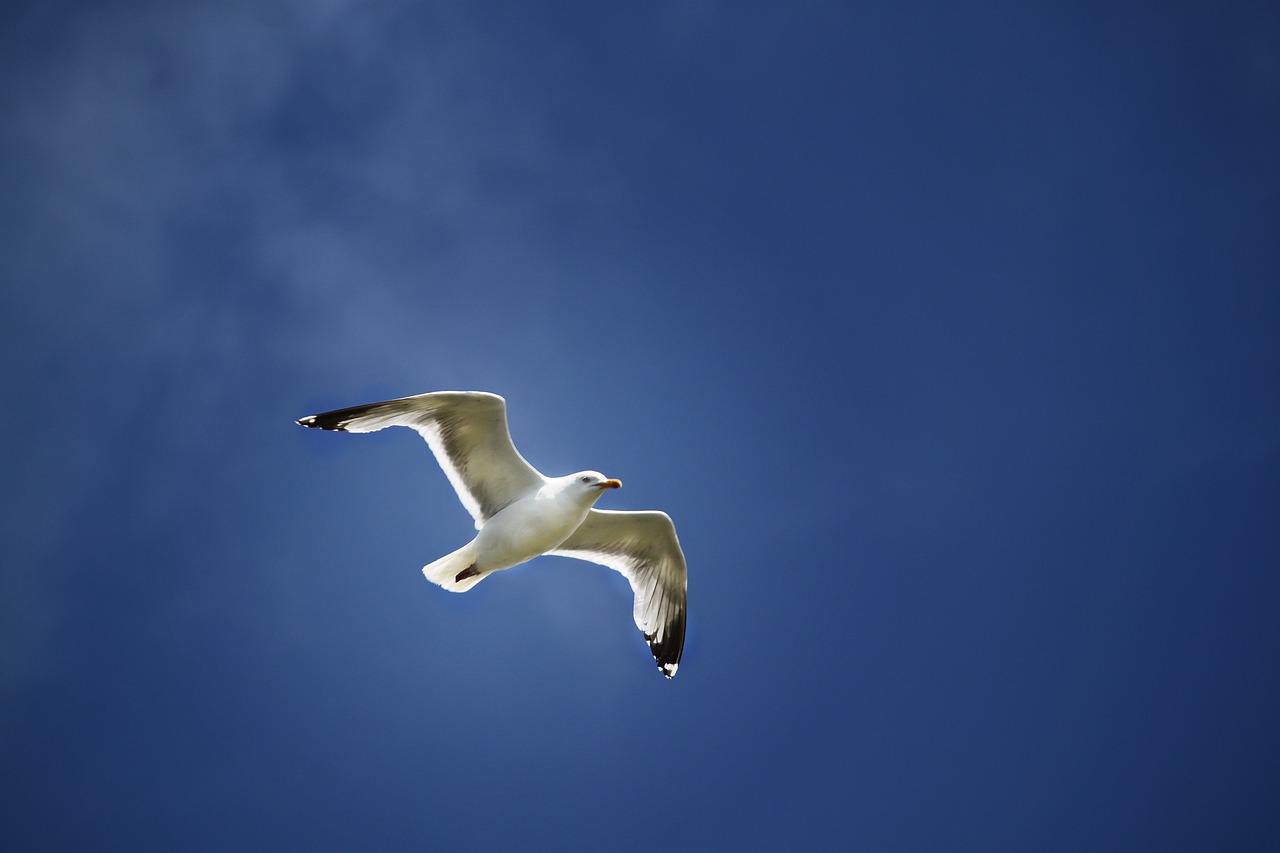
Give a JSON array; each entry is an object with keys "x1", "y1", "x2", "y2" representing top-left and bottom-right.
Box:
[
  {"x1": 551, "y1": 509, "x2": 687, "y2": 678},
  {"x1": 296, "y1": 391, "x2": 545, "y2": 527}
]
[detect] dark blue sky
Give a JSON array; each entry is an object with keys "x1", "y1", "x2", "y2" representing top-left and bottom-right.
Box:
[{"x1": 3, "y1": 2, "x2": 1278, "y2": 850}]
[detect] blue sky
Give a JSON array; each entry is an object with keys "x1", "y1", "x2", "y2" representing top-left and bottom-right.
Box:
[{"x1": 2, "y1": 2, "x2": 1278, "y2": 849}]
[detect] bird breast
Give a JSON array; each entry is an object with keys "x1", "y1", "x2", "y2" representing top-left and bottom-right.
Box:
[{"x1": 473, "y1": 491, "x2": 590, "y2": 571}]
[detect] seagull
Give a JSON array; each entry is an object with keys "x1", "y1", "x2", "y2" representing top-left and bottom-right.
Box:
[{"x1": 296, "y1": 391, "x2": 687, "y2": 678}]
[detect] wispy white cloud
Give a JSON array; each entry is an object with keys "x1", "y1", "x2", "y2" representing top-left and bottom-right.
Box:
[{"x1": 0, "y1": 0, "x2": 627, "y2": 691}]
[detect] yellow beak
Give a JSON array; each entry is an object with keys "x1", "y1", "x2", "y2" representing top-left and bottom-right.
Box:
[{"x1": 599, "y1": 478, "x2": 622, "y2": 489}]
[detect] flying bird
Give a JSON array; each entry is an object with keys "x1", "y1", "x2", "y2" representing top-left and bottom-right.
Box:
[{"x1": 296, "y1": 391, "x2": 687, "y2": 677}]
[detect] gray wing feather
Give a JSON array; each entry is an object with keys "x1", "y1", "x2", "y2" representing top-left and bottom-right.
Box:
[
  {"x1": 551, "y1": 509, "x2": 688, "y2": 678},
  {"x1": 297, "y1": 391, "x2": 545, "y2": 527}
]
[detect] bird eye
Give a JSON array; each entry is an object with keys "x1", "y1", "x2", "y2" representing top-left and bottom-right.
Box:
[{"x1": 581, "y1": 476, "x2": 590, "y2": 483}]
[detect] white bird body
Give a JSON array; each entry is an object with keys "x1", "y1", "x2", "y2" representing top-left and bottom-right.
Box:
[
  {"x1": 471, "y1": 476, "x2": 602, "y2": 573},
  {"x1": 297, "y1": 391, "x2": 687, "y2": 677}
]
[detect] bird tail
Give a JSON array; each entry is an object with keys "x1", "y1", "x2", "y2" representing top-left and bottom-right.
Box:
[{"x1": 423, "y1": 542, "x2": 487, "y2": 593}]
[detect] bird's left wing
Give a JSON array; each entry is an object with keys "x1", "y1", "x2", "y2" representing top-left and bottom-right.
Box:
[
  {"x1": 296, "y1": 391, "x2": 545, "y2": 526},
  {"x1": 551, "y1": 509, "x2": 687, "y2": 678}
]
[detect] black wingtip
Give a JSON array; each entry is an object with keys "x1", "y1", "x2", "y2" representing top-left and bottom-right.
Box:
[
  {"x1": 295, "y1": 412, "x2": 355, "y2": 431},
  {"x1": 295, "y1": 401, "x2": 387, "y2": 432},
  {"x1": 646, "y1": 620, "x2": 685, "y2": 679}
]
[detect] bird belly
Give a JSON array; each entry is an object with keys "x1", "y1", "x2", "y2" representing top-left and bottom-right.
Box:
[{"x1": 473, "y1": 497, "x2": 587, "y2": 571}]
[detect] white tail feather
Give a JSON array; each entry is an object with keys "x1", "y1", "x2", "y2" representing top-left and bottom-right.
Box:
[{"x1": 422, "y1": 542, "x2": 486, "y2": 592}]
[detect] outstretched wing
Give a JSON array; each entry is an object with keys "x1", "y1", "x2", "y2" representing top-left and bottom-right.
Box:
[
  {"x1": 551, "y1": 509, "x2": 687, "y2": 678},
  {"x1": 297, "y1": 391, "x2": 545, "y2": 527}
]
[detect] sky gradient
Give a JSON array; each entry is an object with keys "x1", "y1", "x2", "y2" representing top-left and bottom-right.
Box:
[{"x1": 3, "y1": 2, "x2": 1278, "y2": 850}]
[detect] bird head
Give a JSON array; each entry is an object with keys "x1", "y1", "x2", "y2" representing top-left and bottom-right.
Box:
[{"x1": 568, "y1": 471, "x2": 622, "y2": 502}]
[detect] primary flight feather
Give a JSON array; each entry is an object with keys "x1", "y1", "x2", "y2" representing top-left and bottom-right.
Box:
[{"x1": 296, "y1": 391, "x2": 687, "y2": 677}]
